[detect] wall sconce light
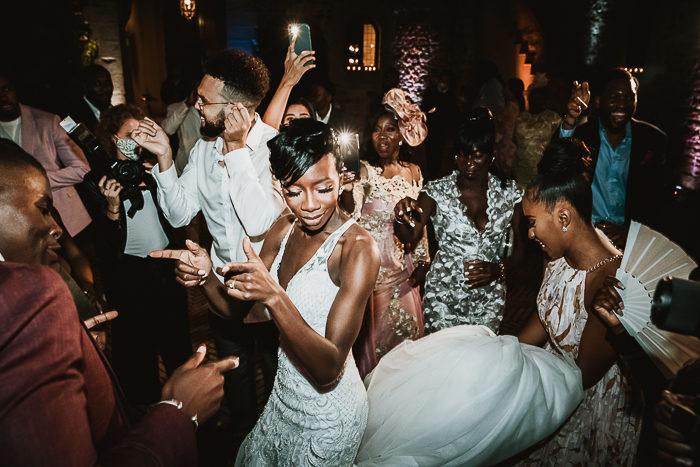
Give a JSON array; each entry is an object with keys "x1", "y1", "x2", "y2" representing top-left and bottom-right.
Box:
[{"x1": 180, "y1": 0, "x2": 196, "y2": 20}]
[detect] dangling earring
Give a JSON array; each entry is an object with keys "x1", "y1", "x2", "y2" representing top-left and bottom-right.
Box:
[
  {"x1": 562, "y1": 226, "x2": 567, "y2": 233},
  {"x1": 399, "y1": 141, "x2": 403, "y2": 146},
  {"x1": 455, "y1": 154, "x2": 458, "y2": 161}
]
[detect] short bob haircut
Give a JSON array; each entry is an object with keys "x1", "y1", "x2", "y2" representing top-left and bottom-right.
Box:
[
  {"x1": 94, "y1": 104, "x2": 145, "y2": 161},
  {"x1": 205, "y1": 49, "x2": 270, "y2": 111},
  {"x1": 268, "y1": 119, "x2": 343, "y2": 188},
  {"x1": 526, "y1": 137, "x2": 594, "y2": 224},
  {"x1": 362, "y1": 108, "x2": 412, "y2": 168},
  {"x1": 455, "y1": 107, "x2": 495, "y2": 157}
]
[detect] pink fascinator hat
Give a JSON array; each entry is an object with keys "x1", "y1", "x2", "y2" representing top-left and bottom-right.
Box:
[{"x1": 382, "y1": 88, "x2": 428, "y2": 147}]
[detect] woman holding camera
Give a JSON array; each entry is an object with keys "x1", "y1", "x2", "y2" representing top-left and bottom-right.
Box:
[{"x1": 83, "y1": 104, "x2": 192, "y2": 405}]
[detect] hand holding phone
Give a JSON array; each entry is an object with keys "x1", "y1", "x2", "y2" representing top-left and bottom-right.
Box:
[{"x1": 289, "y1": 24, "x2": 314, "y2": 66}]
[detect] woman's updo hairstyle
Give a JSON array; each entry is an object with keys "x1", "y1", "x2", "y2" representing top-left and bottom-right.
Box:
[
  {"x1": 527, "y1": 137, "x2": 594, "y2": 224},
  {"x1": 455, "y1": 107, "x2": 495, "y2": 157},
  {"x1": 268, "y1": 119, "x2": 342, "y2": 188}
]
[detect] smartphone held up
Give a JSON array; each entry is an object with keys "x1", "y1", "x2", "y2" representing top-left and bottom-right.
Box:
[{"x1": 289, "y1": 23, "x2": 314, "y2": 66}]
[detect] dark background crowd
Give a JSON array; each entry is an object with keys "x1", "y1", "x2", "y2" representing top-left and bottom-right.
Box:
[{"x1": 1, "y1": 0, "x2": 700, "y2": 466}]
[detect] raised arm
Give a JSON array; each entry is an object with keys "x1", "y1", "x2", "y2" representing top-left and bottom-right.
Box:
[
  {"x1": 262, "y1": 37, "x2": 315, "y2": 130},
  {"x1": 222, "y1": 227, "x2": 380, "y2": 387},
  {"x1": 393, "y1": 191, "x2": 436, "y2": 245},
  {"x1": 222, "y1": 105, "x2": 285, "y2": 237},
  {"x1": 135, "y1": 118, "x2": 202, "y2": 227}
]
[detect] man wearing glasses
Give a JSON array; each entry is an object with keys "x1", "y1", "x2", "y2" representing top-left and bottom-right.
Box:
[{"x1": 145, "y1": 49, "x2": 284, "y2": 440}]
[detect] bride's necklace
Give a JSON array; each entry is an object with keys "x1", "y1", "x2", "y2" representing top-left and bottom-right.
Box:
[{"x1": 585, "y1": 254, "x2": 623, "y2": 273}]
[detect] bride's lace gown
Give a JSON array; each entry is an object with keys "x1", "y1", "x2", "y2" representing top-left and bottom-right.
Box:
[
  {"x1": 235, "y1": 219, "x2": 368, "y2": 467},
  {"x1": 516, "y1": 257, "x2": 642, "y2": 466}
]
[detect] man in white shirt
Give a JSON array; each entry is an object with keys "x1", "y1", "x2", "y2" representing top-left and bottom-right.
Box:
[{"x1": 136, "y1": 49, "x2": 285, "y2": 437}]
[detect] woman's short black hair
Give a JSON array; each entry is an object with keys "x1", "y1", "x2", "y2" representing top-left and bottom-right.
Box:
[
  {"x1": 268, "y1": 119, "x2": 342, "y2": 187},
  {"x1": 361, "y1": 108, "x2": 412, "y2": 167},
  {"x1": 455, "y1": 107, "x2": 495, "y2": 156},
  {"x1": 527, "y1": 138, "x2": 594, "y2": 223}
]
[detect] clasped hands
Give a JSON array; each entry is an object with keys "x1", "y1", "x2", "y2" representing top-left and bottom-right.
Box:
[{"x1": 150, "y1": 237, "x2": 280, "y2": 305}]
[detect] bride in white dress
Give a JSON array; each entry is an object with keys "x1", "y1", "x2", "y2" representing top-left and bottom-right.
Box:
[{"x1": 157, "y1": 119, "x2": 380, "y2": 466}]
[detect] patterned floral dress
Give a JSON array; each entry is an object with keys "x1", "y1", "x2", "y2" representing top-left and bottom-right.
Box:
[
  {"x1": 350, "y1": 161, "x2": 429, "y2": 375},
  {"x1": 517, "y1": 257, "x2": 643, "y2": 466},
  {"x1": 422, "y1": 172, "x2": 522, "y2": 334}
]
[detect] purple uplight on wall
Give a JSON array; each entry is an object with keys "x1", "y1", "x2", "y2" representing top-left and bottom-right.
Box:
[
  {"x1": 681, "y1": 61, "x2": 700, "y2": 190},
  {"x1": 393, "y1": 24, "x2": 436, "y2": 103}
]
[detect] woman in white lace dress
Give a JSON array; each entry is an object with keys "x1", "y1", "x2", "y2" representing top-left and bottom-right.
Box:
[
  {"x1": 395, "y1": 107, "x2": 524, "y2": 334},
  {"x1": 160, "y1": 119, "x2": 380, "y2": 466},
  {"x1": 514, "y1": 138, "x2": 643, "y2": 465},
  {"x1": 340, "y1": 105, "x2": 430, "y2": 377}
]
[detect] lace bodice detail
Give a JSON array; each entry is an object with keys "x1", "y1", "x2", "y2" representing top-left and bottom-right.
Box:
[
  {"x1": 421, "y1": 172, "x2": 522, "y2": 333},
  {"x1": 351, "y1": 161, "x2": 429, "y2": 284},
  {"x1": 236, "y1": 219, "x2": 368, "y2": 467}
]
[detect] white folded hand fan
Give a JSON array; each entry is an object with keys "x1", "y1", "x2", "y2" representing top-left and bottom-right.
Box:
[{"x1": 615, "y1": 221, "x2": 700, "y2": 379}]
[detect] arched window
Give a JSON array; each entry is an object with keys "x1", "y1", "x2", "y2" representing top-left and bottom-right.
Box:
[{"x1": 345, "y1": 16, "x2": 379, "y2": 72}]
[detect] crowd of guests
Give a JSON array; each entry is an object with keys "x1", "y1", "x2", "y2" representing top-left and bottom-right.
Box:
[{"x1": 0, "y1": 32, "x2": 698, "y2": 467}]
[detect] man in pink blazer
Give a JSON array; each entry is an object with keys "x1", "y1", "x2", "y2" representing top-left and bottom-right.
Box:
[{"x1": 0, "y1": 71, "x2": 91, "y2": 236}]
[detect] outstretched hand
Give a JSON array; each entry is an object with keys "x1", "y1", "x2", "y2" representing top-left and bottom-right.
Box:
[
  {"x1": 84, "y1": 311, "x2": 118, "y2": 352},
  {"x1": 282, "y1": 36, "x2": 316, "y2": 88},
  {"x1": 591, "y1": 274, "x2": 626, "y2": 334},
  {"x1": 394, "y1": 197, "x2": 423, "y2": 228},
  {"x1": 131, "y1": 117, "x2": 172, "y2": 160},
  {"x1": 150, "y1": 239, "x2": 213, "y2": 287},
  {"x1": 218, "y1": 237, "x2": 281, "y2": 305},
  {"x1": 161, "y1": 345, "x2": 239, "y2": 424}
]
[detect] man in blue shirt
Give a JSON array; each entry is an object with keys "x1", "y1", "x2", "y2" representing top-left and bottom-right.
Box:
[{"x1": 556, "y1": 68, "x2": 667, "y2": 247}]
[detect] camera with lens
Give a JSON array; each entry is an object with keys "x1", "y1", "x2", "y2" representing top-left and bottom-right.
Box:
[
  {"x1": 106, "y1": 160, "x2": 145, "y2": 188},
  {"x1": 651, "y1": 271, "x2": 700, "y2": 459}
]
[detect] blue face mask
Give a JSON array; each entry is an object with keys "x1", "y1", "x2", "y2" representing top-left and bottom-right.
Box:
[{"x1": 115, "y1": 138, "x2": 139, "y2": 161}]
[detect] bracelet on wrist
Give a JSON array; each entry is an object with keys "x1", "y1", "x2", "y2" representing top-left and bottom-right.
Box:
[
  {"x1": 153, "y1": 399, "x2": 199, "y2": 431},
  {"x1": 414, "y1": 260, "x2": 430, "y2": 268},
  {"x1": 563, "y1": 115, "x2": 578, "y2": 127},
  {"x1": 498, "y1": 262, "x2": 506, "y2": 281}
]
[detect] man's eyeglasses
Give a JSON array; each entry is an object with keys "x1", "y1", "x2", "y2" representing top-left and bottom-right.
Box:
[{"x1": 196, "y1": 95, "x2": 232, "y2": 106}]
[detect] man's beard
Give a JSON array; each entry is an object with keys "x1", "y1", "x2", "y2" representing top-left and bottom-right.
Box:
[
  {"x1": 0, "y1": 102, "x2": 19, "y2": 121},
  {"x1": 200, "y1": 109, "x2": 226, "y2": 138}
]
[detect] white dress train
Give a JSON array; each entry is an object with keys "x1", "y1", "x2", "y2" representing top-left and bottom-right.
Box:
[{"x1": 354, "y1": 325, "x2": 584, "y2": 467}]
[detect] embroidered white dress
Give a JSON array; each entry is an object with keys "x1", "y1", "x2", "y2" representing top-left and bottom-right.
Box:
[
  {"x1": 422, "y1": 172, "x2": 522, "y2": 334},
  {"x1": 515, "y1": 257, "x2": 642, "y2": 466},
  {"x1": 235, "y1": 220, "x2": 368, "y2": 467}
]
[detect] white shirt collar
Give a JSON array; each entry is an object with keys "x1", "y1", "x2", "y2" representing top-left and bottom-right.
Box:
[
  {"x1": 83, "y1": 95, "x2": 101, "y2": 120},
  {"x1": 317, "y1": 106, "x2": 332, "y2": 125}
]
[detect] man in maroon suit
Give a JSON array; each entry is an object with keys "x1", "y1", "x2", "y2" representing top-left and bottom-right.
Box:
[{"x1": 0, "y1": 139, "x2": 238, "y2": 466}]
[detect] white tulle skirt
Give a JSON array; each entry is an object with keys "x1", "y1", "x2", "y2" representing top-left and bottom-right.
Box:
[{"x1": 354, "y1": 325, "x2": 584, "y2": 467}]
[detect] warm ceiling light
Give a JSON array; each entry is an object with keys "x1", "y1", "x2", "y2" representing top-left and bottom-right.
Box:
[{"x1": 180, "y1": 0, "x2": 195, "y2": 20}]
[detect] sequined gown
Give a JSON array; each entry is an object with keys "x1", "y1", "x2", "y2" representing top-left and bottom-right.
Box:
[
  {"x1": 235, "y1": 220, "x2": 368, "y2": 467},
  {"x1": 422, "y1": 172, "x2": 522, "y2": 334},
  {"x1": 516, "y1": 256, "x2": 642, "y2": 466},
  {"x1": 350, "y1": 161, "x2": 428, "y2": 374}
]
